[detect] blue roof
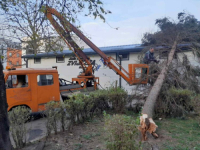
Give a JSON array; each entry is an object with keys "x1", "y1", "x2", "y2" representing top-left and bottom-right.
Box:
[
  {"x1": 21, "y1": 43, "x2": 192, "y2": 59},
  {"x1": 22, "y1": 44, "x2": 144, "y2": 58}
]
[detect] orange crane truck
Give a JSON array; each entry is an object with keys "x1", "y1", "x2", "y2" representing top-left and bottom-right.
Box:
[{"x1": 3, "y1": 67, "x2": 98, "y2": 112}]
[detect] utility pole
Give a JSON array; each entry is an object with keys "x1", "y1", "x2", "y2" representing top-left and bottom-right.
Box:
[{"x1": 118, "y1": 55, "x2": 122, "y2": 88}]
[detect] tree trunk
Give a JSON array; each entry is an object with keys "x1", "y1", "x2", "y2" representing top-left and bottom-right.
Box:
[
  {"x1": 139, "y1": 41, "x2": 177, "y2": 141},
  {"x1": 0, "y1": 61, "x2": 12, "y2": 150}
]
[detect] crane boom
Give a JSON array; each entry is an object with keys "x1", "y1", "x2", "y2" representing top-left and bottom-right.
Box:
[{"x1": 44, "y1": 6, "x2": 149, "y2": 85}]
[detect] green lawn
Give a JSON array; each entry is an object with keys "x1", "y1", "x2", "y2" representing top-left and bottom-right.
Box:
[{"x1": 155, "y1": 117, "x2": 200, "y2": 150}]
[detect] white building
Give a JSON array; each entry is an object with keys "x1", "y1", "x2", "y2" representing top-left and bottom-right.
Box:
[
  {"x1": 21, "y1": 35, "x2": 90, "y2": 67},
  {"x1": 21, "y1": 44, "x2": 200, "y2": 94}
]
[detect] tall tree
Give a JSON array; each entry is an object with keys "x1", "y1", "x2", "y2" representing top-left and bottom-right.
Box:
[
  {"x1": 0, "y1": 0, "x2": 110, "y2": 54},
  {"x1": 0, "y1": 62, "x2": 12, "y2": 150}
]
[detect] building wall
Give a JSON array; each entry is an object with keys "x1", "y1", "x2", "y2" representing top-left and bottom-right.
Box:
[
  {"x1": 21, "y1": 35, "x2": 90, "y2": 68},
  {"x1": 27, "y1": 52, "x2": 141, "y2": 93},
  {"x1": 26, "y1": 51, "x2": 199, "y2": 94},
  {"x1": 7, "y1": 48, "x2": 22, "y2": 68}
]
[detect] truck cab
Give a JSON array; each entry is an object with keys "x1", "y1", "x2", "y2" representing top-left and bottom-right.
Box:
[{"x1": 4, "y1": 68, "x2": 60, "y2": 112}]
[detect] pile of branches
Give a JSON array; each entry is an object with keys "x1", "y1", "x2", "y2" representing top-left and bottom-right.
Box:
[{"x1": 150, "y1": 58, "x2": 200, "y2": 117}]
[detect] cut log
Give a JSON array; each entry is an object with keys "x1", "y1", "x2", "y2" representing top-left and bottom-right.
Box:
[{"x1": 139, "y1": 41, "x2": 177, "y2": 141}]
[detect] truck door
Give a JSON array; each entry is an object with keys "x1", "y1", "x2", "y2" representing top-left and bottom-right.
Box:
[
  {"x1": 6, "y1": 74, "x2": 31, "y2": 110},
  {"x1": 36, "y1": 74, "x2": 59, "y2": 111}
]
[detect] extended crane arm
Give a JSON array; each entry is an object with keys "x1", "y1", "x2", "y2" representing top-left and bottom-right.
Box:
[
  {"x1": 44, "y1": 6, "x2": 149, "y2": 85},
  {"x1": 44, "y1": 6, "x2": 93, "y2": 76}
]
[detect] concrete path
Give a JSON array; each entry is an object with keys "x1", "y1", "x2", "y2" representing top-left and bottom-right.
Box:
[{"x1": 10, "y1": 117, "x2": 47, "y2": 147}]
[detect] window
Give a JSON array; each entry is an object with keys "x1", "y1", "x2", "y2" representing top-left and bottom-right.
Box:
[
  {"x1": 56, "y1": 57, "x2": 65, "y2": 63},
  {"x1": 37, "y1": 75, "x2": 54, "y2": 86},
  {"x1": 34, "y1": 58, "x2": 41, "y2": 64},
  {"x1": 117, "y1": 52, "x2": 129, "y2": 61},
  {"x1": 9, "y1": 53, "x2": 12, "y2": 56},
  {"x1": 135, "y1": 68, "x2": 142, "y2": 79},
  {"x1": 9, "y1": 61, "x2": 12, "y2": 65},
  {"x1": 6, "y1": 75, "x2": 28, "y2": 88},
  {"x1": 16, "y1": 61, "x2": 19, "y2": 65},
  {"x1": 17, "y1": 53, "x2": 20, "y2": 57}
]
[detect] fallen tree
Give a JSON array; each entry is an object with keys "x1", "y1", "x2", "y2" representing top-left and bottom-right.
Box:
[
  {"x1": 138, "y1": 11, "x2": 200, "y2": 141},
  {"x1": 139, "y1": 40, "x2": 177, "y2": 141}
]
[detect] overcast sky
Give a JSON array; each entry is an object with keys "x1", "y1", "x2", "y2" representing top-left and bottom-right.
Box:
[{"x1": 77, "y1": 0, "x2": 200, "y2": 47}]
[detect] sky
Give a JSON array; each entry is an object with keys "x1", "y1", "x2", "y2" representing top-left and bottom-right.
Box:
[{"x1": 77, "y1": 0, "x2": 200, "y2": 47}]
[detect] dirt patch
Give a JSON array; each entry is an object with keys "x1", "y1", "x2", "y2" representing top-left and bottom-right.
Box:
[
  {"x1": 21, "y1": 115, "x2": 200, "y2": 150},
  {"x1": 40, "y1": 117, "x2": 105, "y2": 150}
]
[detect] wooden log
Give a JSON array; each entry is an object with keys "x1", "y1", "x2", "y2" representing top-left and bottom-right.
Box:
[{"x1": 139, "y1": 41, "x2": 177, "y2": 141}]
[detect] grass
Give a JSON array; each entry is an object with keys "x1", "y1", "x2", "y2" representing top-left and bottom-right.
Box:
[
  {"x1": 81, "y1": 132, "x2": 101, "y2": 140},
  {"x1": 124, "y1": 111, "x2": 200, "y2": 149},
  {"x1": 155, "y1": 117, "x2": 200, "y2": 150},
  {"x1": 74, "y1": 143, "x2": 83, "y2": 150}
]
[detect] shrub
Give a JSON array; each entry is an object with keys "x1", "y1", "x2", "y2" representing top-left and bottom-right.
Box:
[
  {"x1": 108, "y1": 87, "x2": 128, "y2": 113},
  {"x1": 104, "y1": 112, "x2": 140, "y2": 150},
  {"x1": 8, "y1": 106, "x2": 30, "y2": 149},
  {"x1": 58, "y1": 102, "x2": 69, "y2": 132},
  {"x1": 44, "y1": 88, "x2": 128, "y2": 136},
  {"x1": 64, "y1": 90, "x2": 110, "y2": 126},
  {"x1": 191, "y1": 94, "x2": 200, "y2": 126},
  {"x1": 89, "y1": 89, "x2": 110, "y2": 115},
  {"x1": 64, "y1": 94, "x2": 86, "y2": 124},
  {"x1": 191, "y1": 94, "x2": 200, "y2": 115},
  {"x1": 45, "y1": 101, "x2": 60, "y2": 136},
  {"x1": 156, "y1": 87, "x2": 194, "y2": 117}
]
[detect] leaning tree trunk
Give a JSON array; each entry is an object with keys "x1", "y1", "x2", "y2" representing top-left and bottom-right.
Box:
[
  {"x1": 139, "y1": 41, "x2": 177, "y2": 141},
  {"x1": 0, "y1": 62, "x2": 12, "y2": 150}
]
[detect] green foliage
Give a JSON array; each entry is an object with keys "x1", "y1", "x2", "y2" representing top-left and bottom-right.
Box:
[
  {"x1": 64, "y1": 93, "x2": 87, "y2": 124},
  {"x1": 64, "y1": 90, "x2": 110, "y2": 125},
  {"x1": 8, "y1": 106, "x2": 30, "y2": 149},
  {"x1": 74, "y1": 143, "x2": 83, "y2": 150},
  {"x1": 156, "y1": 118, "x2": 200, "y2": 149},
  {"x1": 156, "y1": 87, "x2": 195, "y2": 117},
  {"x1": 107, "y1": 87, "x2": 128, "y2": 113},
  {"x1": 191, "y1": 94, "x2": 200, "y2": 115},
  {"x1": 142, "y1": 11, "x2": 200, "y2": 46},
  {"x1": 45, "y1": 101, "x2": 61, "y2": 135},
  {"x1": 44, "y1": 87, "x2": 128, "y2": 136},
  {"x1": 81, "y1": 132, "x2": 101, "y2": 140},
  {"x1": 104, "y1": 113, "x2": 141, "y2": 150}
]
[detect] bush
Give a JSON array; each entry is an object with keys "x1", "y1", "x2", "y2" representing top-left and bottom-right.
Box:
[
  {"x1": 89, "y1": 89, "x2": 110, "y2": 115},
  {"x1": 45, "y1": 101, "x2": 60, "y2": 135},
  {"x1": 156, "y1": 87, "x2": 194, "y2": 117},
  {"x1": 44, "y1": 87, "x2": 128, "y2": 136},
  {"x1": 104, "y1": 112, "x2": 140, "y2": 150},
  {"x1": 108, "y1": 87, "x2": 128, "y2": 113},
  {"x1": 191, "y1": 94, "x2": 200, "y2": 115},
  {"x1": 64, "y1": 93, "x2": 86, "y2": 124},
  {"x1": 8, "y1": 106, "x2": 30, "y2": 149},
  {"x1": 191, "y1": 94, "x2": 200, "y2": 126}
]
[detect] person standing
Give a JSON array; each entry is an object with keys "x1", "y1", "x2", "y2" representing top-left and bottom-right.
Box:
[
  {"x1": 142, "y1": 47, "x2": 159, "y2": 77},
  {"x1": 143, "y1": 47, "x2": 159, "y2": 64}
]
